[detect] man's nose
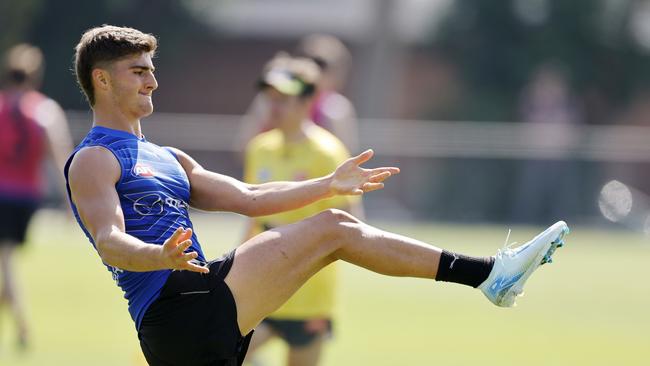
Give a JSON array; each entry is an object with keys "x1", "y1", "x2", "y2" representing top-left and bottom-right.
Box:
[{"x1": 146, "y1": 73, "x2": 158, "y2": 91}]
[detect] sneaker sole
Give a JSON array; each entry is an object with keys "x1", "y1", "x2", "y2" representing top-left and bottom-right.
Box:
[{"x1": 500, "y1": 221, "x2": 570, "y2": 306}]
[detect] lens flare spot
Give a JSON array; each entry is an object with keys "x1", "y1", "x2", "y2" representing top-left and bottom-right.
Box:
[{"x1": 598, "y1": 180, "x2": 633, "y2": 222}]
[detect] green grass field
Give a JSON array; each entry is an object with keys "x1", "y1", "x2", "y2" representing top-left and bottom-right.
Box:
[{"x1": 0, "y1": 210, "x2": 648, "y2": 365}]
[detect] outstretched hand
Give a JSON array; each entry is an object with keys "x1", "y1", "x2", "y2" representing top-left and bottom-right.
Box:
[
  {"x1": 330, "y1": 149, "x2": 400, "y2": 196},
  {"x1": 160, "y1": 227, "x2": 209, "y2": 273}
]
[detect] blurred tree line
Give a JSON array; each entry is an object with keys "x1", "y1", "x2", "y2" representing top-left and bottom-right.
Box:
[
  {"x1": 433, "y1": 0, "x2": 650, "y2": 124},
  {"x1": 3, "y1": 0, "x2": 650, "y2": 124},
  {"x1": 0, "y1": 0, "x2": 214, "y2": 110}
]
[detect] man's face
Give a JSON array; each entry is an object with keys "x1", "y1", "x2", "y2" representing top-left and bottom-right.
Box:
[
  {"x1": 102, "y1": 52, "x2": 158, "y2": 119},
  {"x1": 262, "y1": 87, "x2": 309, "y2": 128}
]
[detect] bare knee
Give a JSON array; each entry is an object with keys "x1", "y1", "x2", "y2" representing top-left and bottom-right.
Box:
[
  {"x1": 315, "y1": 208, "x2": 359, "y2": 226},
  {"x1": 311, "y1": 209, "x2": 364, "y2": 248}
]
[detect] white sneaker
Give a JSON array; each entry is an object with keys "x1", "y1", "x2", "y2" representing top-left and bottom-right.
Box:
[{"x1": 478, "y1": 221, "x2": 569, "y2": 307}]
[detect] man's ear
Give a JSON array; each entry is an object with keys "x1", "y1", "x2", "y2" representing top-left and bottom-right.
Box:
[{"x1": 92, "y1": 68, "x2": 110, "y2": 91}]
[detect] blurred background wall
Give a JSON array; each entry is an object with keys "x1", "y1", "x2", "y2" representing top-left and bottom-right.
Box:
[{"x1": 4, "y1": 0, "x2": 650, "y2": 227}]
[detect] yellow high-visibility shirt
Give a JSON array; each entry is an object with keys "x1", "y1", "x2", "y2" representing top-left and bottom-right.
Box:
[{"x1": 244, "y1": 124, "x2": 357, "y2": 319}]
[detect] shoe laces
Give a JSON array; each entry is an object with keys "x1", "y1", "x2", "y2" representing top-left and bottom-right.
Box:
[{"x1": 498, "y1": 229, "x2": 519, "y2": 259}]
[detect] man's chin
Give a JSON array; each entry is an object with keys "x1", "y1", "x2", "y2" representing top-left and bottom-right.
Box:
[{"x1": 139, "y1": 105, "x2": 154, "y2": 118}]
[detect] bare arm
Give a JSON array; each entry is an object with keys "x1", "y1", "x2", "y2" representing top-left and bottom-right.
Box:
[
  {"x1": 171, "y1": 148, "x2": 399, "y2": 217},
  {"x1": 242, "y1": 200, "x2": 355, "y2": 243},
  {"x1": 234, "y1": 93, "x2": 269, "y2": 157},
  {"x1": 35, "y1": 99, "x2": 74, "y2": 202},
  {"x1": 67, "y1": 147, "x2": 208, "y2": 273}
]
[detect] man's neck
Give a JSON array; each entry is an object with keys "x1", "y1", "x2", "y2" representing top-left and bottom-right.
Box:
[
  {"x1": 280, "y1": 119, "x2": 312, "y2": 143},
  {"x1": 92, "y1": 104, "x2": 143, "y2": 138},
  {"x1": 5, "y1": 84, "x2": 32, "y2": 94}
]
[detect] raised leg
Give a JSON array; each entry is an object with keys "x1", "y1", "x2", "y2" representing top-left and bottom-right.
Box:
[{"x1": 224, "y1": 209, "x2": 442, "y2": 334}]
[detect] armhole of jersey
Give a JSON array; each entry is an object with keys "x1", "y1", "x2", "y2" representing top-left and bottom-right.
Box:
[
  {"x1": 63, "y1": 152, "x2": 77, "y2": 204},
  {"x1": 162, "y1": 146, "x2": 179, "y2": 161},
  {"x1": 64, "y1": 144, "x2": 125, "y2": 195}
]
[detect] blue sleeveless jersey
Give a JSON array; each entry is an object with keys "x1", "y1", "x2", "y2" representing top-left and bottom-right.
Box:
[{"x1": 64, "y1": 126, "x2": 206, "y2": 329}]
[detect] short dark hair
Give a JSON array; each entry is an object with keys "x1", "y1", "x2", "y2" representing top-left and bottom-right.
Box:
[
  {"x1": 74, "y1": 25, "x2": 157, "y2": 106},
  {"x1": 4, "y1": 43, "x2": 44, "y2": 86}
]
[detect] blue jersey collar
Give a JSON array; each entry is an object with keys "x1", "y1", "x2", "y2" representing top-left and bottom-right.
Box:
[{"x1": 91, "y1": 125, "x2": 147, "y2": 142}]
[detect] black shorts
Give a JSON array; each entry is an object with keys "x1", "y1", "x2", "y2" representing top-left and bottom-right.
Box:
[
  {"x1": 0, "y1": 199, "x2": 38, "y2": 245},
  {"x1": 263, "y1": 318, "x2": 333, "y2": 347},
  {"x1": 138, "y1": 249, "x2": 252, "y2": 366}
]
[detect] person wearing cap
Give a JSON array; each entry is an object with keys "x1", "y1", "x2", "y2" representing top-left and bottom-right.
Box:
[
  {"x1": 236, "y1": 35, "x2": 359, "y2": 155},
  {"x1": 0, "y1": 43, "x2": 73, "y2": 348},
  {"x1": 242, "y1": 55, "x2": 359, "y2": 366},
  {"x1": 296, "y1": 34, "x2": 359, "y2": 154}
]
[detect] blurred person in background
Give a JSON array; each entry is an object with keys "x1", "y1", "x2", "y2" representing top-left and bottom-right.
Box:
[
  {"x1": 296, "y1": 34, "x2": 358, "y2": 153},
  {"x1": 510, "y1": 62, "x2": 582, "y2": 224},
  {"x1": 0, "y1": 43, "x2": 73, "y2": 348},
  {"x1": 237, "y1": 34, "x2": 359, "y2": 155},
  {"x1": 242, "y1": 54, "x2": 362, "y2": 366}
]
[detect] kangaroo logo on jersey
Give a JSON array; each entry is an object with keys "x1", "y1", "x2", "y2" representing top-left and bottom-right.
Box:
[{"x1": 132, "y1": 163, "x2": 155, "y2": 177}]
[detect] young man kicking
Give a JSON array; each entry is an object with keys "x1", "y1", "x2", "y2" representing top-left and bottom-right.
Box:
[{"x1": 65, "y1": 25, "x2": 569, "y2": 366}]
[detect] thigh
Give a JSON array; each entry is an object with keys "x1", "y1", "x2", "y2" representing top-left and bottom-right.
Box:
[{"x1": 225, "y1": 211, "x2": 355, "y2": 335}]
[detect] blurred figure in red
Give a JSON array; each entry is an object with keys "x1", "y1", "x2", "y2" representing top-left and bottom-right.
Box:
[
  {"x1": 238, "y1": 34, "x2": 359, "y2": 154},
  {"x1": 296, "y1": 34, "x2": 359, "y2": 152},
  {"x1": 0, "y1": 43, "x2": 73, "y2": 348}
]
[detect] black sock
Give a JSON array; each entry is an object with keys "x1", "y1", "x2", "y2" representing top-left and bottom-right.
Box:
[{"x1": 435, "y1": 250, "x2": 495, "y2": 288}]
